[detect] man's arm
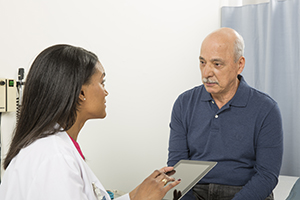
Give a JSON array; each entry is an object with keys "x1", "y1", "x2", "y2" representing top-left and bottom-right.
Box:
[
  {"x1": 167, "y1": 97, "x2": 190, "y2": 167},
  {"x1": 168, "y1": 96, "x2": 196, "y2": 200},
  {"x1": 233, "y1": 104, "x2": 283, "y2": 200}
]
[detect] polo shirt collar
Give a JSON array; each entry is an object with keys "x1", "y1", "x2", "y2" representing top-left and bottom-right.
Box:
[
  {"x1": 230, "y1": 75, "x2": 249, "y2": 107},
  {"x1": 200, "y1": 75, "x2": 250, "y2": 107}
]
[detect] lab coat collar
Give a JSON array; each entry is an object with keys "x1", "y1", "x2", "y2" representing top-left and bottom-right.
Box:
[{"x1": 56, "y1": 130, "x2": 111, "y2": 200}]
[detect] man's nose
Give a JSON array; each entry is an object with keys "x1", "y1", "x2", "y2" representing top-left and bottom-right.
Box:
[{"x1": 202, "y1": 64, "x2": 214, "y2": 78}]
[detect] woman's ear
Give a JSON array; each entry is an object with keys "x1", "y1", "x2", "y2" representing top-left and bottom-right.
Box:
[{"x1": 79, "y1": 86, "x2": 87, "y2": 102}]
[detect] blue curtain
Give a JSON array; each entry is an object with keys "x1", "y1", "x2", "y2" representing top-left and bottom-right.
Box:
[{"x1": 221, "y1": 0, "x2": 300, "y2": 176}]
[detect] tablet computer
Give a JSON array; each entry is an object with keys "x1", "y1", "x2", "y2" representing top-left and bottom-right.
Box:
[{"x1": 163, "y1": 160, "x2": 217, "y2": 200}]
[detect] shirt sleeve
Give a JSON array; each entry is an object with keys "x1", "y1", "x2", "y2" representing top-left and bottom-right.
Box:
[
  {"x1": 27, "y1": 153, "x2": 89, "y2": 200},
  {"x1": 232, "y1": 103, "x2": 283, "y2": 200},
  {"x1": 168, "y1": 96, "x2": 190, "y2": 167}
]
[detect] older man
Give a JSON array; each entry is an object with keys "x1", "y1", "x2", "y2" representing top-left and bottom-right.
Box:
[{"x1": 168, "y1": 28, "x2": 283, "y2": 200}]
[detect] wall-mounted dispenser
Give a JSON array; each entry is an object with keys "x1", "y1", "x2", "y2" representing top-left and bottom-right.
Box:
[{"x1": 0, "y1": 79, "x2": 16, "y2": 112}]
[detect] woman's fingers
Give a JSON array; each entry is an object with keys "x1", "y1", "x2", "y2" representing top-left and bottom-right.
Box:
[
  {"x1": 151, "y1": 169, "x2": 163, "y2": 178},
  {"x1": 159, "y1": 166, "x2": 174, "y2": 173},
  {"x1": 150, "y1": 169, "x2": 175, "y2": 184},
  {"x1": 155, "y1": 170, "x2": 175, "y2": 185},
  {"x1": 155, "y1": 170, "x2": 181, "y2": 198},
  {"x1": 166, "y1": 169, "x2": 176, "y2": 176},
  {"x1": 164, "y1": 179, "x2": 181, "y2": 191},
  {"x1": 130, "y1": 167, "x2": 181, "y2": 200}
]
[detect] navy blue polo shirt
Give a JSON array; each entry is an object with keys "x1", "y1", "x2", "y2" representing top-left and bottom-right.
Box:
[{"x1": 168, "y1": 75, "x2": 283, "y2": 199}]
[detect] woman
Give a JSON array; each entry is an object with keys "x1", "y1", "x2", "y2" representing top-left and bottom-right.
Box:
[{"x1": 0, "y1": 44, "x2": 180, "y2": 200}]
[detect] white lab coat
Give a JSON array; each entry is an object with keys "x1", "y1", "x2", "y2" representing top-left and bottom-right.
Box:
[{"x1": 0, "y1": 131, "x2": 130, "y2": 200}]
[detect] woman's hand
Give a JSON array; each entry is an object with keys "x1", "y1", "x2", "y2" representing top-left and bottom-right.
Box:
[{"x1": 129, "y1": 167, "x2": 181, "y2": 200}]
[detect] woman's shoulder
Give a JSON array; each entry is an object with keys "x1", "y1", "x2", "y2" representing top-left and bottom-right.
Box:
[
  {"x1": 12, "y1": 132, "x2": 77, "y2": 168},
  {"x1": 1, "y1": 132, "x2": 88, "y2": 200}
]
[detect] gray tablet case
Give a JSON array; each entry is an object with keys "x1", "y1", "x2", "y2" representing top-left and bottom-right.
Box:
[{"x1": 163, "y1": 160, "x2": 217, "y2": 200}]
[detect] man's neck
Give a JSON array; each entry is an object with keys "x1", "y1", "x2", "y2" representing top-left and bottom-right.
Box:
[
  {"x1": 212, "y1": 79, "x2": 240, "y2": 109},
  {"x1": 212, "y1": 95, "x2": 234, "y2": 109}
]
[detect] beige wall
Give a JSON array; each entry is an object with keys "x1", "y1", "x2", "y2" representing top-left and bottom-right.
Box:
[{"x1": 0, "y1": 0, "x2": 221, "y2": 192}]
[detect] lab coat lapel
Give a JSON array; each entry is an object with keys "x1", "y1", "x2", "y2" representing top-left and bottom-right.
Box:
[{"x1": 58, "y1": 131, "x2": 110, "y2": 200}]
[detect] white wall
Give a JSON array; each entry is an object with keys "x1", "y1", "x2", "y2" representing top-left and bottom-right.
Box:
[{"x1": 0, "y1": 0, "x2": 221, "y2": 193}]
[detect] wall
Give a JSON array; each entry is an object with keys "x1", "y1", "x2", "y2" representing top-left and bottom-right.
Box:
[{"x1": 0, "y1": 0, "x2": 221, "y2": 192}]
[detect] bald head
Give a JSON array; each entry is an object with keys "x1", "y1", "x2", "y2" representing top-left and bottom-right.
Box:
[
  {"x1": 199, "y1": 27, "x2": 245, "y2": 102},
  {"x1": 202, "y1": 28, "x2": 244, "y2": 62}
]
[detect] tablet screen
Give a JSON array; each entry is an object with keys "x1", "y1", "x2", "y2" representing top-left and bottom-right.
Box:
[{"x1": 163, "y1": 160, "x2": 217, "y2": 200}]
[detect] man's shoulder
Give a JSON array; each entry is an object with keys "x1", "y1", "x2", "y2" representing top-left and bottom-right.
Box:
[
  {"x1": 239, "y1": 76, "x2": 277, "y2": 106},
  {"x1": 248, "y1": 86, "x2": 277, "y2": 105},
  {"x1": 172, "y1": 85, "x2": 208, "y2": 111},
  {"x1": 178, "y1": 84, "x2": 205, "y2": 99}
]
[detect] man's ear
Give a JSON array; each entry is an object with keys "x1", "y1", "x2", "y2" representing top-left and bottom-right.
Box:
[{"x1": 237, "y1": 56, "x2": 245, "y2": 75}]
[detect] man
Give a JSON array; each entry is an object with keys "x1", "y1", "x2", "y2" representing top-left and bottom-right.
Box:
[{"x1": 167, "y1": 28, "x2": 283, "y2": 200}]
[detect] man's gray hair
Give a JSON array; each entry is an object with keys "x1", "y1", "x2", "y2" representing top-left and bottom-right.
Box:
[{"x1": 233, "y1": 32, "x2": 245, "y2": 62}]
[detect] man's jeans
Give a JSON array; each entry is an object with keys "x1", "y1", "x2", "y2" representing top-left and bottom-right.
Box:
[{"x1": 193, "y1": 183, "x2": 274, "y2": 200}]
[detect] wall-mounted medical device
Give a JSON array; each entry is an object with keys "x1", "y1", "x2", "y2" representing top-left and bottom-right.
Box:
[
  {"x1": 0, "y1": 68, "x2": 25, "y2": 183},
  {"x1": 0, "y1": 79, "x2": 17, "y2": 112},
  {"x1": 0, "y1": 68, "x2": 24, "y2": 113},
  {"x1": 16, "y1": 68, "x2": 25, "y2": 121}
]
